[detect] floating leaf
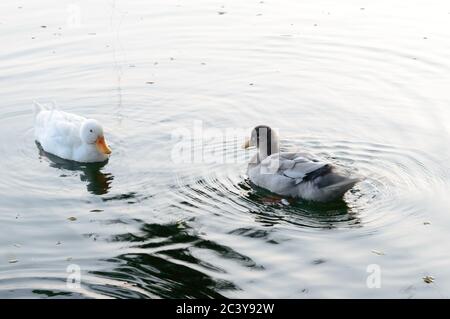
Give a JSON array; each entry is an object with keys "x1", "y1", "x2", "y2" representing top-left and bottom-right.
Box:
[
  {"x1": 371, "y1": 249, "x2": 385, "y2": 256},
  {"x1": 67, "y1": 217, "x2": 77, "y2": 221},
  {"x1": 423, "y1": 275, "x2": 434, "y2": 284},
  {"x1": 8, "y1": 259, "x2": 18, "y2": 264}
]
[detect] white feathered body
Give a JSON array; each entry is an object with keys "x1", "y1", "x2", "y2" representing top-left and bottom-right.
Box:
[
  {"x1": 247, "y1": 152, "x2": 359, "y2": 202},
  {"x1": 34, "y1": 104, "x2": 108, "y2": 163}
]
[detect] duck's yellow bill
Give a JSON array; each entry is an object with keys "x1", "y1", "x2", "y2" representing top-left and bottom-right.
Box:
[
  {"x1": 96, "y1": 136, "x2": 112, "y2": 155},
  {"x1": 242, "y1": 137, "x2": 250, "y2": 149}
]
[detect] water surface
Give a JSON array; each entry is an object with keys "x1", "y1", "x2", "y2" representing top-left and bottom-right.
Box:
[{"x1": 1, "y1": 0, "x2": 450, "y2": 298}]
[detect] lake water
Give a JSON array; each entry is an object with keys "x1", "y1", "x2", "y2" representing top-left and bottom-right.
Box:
[{"x1": 1, "y1": 0, "x2": 450, "y2": 298}]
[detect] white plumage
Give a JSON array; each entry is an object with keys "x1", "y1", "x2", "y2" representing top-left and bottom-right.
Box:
[
  {"x1": 245, "y1": 126, "x2": 359, "y2": 202},
  {"x1": 33, "y1": 102, "x2": 112, "y2": 163}
]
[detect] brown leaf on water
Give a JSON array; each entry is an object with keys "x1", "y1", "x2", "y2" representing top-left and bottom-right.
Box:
[
  {"x1": 423, "y1": 275, "x2": 434, "y2": 284},
  {"x1": 67, "y1": 217, "x2": 77, "y2": 221}
]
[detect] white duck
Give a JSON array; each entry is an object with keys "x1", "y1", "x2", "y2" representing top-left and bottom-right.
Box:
[
  {"x1": 33, "y1": 102, "x2": 112, "y2": 163},
  {"x1": 244, "y1": 125, "x2": 359, "y2": 202}
]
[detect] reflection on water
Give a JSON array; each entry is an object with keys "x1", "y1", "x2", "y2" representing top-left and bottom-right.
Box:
[
  {"x1": 176, "y1": 173, "x2": 361, "y2": 230},
  {"x1": 241, "y1": 179, "x2": 361, "y2": 229},
  {"x1": 1, "y1": 0, "x2": 450, "y2": 299},
  {"x1": 91, "y1": 221, "x2": 246, "y2": 298},
  {"x1": 36, "y1": 142, "x2": 113, "y2": 195}
]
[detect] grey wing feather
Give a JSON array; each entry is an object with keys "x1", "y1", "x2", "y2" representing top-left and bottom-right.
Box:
[{"x1": 282, "y1": 156, "x2": 331, "y2": 184}]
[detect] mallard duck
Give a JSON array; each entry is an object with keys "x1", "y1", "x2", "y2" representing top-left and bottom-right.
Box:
[
  {"x1": 244, "y1": 125, "x2": 359, "y2": 202},
  {"x1": 33, "y1": 102, "x2": 112, "y2": 163}
]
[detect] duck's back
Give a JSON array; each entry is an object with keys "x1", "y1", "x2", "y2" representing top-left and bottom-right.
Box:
[
  {"x1": 247, "y1": 152, "x2": 359, "y2": 202},
  {"x1": 247, "y1": 153, "x2": 309, "y2": 197},
  {"x1": 34, "y1": 108, "x2": 85, "y2": 160}
]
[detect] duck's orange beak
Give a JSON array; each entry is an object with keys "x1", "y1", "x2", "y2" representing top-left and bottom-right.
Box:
[
  {"x1": 242, "y1": 137, "x2": 251, "y2": 149},
  {"x1": 96, "y1": 136, "x2": 112, "y2": 155}
]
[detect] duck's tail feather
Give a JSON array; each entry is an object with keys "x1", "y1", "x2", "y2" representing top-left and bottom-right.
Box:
[
  {"x1": 33, "y1": 100, "x2": 47, "y2": 117},
  {"x1": 316, "y1": 173, "x2": 360, "y2": 201}
]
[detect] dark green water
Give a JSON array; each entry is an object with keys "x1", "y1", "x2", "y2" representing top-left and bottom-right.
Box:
[{"x1": 1, "y1": 0, "x2": 450, "y2": 298}]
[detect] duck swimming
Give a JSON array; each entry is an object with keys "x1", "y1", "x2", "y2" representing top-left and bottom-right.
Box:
[
  {"x1": 33, "y1": 102, "x2": 112, "y2": 163},
  {"x1": 244, "y1": 125, "x2": 359, "y2": 202}
]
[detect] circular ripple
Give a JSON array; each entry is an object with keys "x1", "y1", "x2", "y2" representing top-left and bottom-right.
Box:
[{"x1": 170, "y1": 136, "x2": 449, "y2": 232}]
